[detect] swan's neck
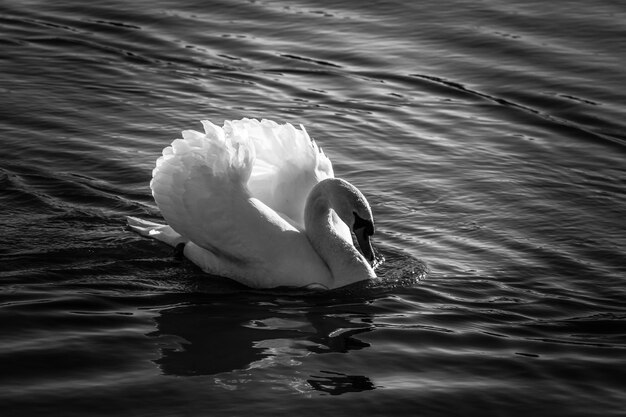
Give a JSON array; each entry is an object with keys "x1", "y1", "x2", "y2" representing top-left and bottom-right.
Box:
[{"x1": 304, "y1": 181, "x2": 376, "y2": 288}]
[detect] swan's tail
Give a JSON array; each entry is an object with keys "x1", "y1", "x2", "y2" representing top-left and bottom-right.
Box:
[{"x1": 126, "y1": 216, "x2": 187, "y2": 247}]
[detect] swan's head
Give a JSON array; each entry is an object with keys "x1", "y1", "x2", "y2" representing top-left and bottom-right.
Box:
[{"x1": 310, "y1": 178, "x2": 375, "y2": 264}]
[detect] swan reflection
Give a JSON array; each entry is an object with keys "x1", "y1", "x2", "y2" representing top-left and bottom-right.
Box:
[
  {"x1": 308, "y1": 370, "x2": 376, "y2": 395},
  {"x1": 150, "y1": 297, "x2": 375, "y2": 394}
]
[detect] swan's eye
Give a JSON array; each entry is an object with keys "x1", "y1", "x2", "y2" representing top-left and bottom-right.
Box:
[{"x1": 353, "y1": 213, "x2": 374, "y2": 236}]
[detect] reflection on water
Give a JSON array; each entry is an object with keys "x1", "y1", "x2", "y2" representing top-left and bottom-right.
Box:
[
  {"x1": 151, "y1": 298, "x2": 375, "y2": 391},
  {"x1": 151, "y1": 303, "x2": 285, "y2": 376},
  {"x1": 308, "y1": 370, "x2": 376, "y2": 395},
  {"x1": 148, "y1": 250, "x2": 425, "y2": 384}
]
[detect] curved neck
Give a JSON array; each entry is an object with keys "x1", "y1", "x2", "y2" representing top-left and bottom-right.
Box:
[{"x1": 304, "y1": 180, "x2": 376, "y2": 288}]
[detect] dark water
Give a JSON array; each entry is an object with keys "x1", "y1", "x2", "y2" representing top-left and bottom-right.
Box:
[{"x1": 1, "y1": 0, "x2": 625, "y2": 415}]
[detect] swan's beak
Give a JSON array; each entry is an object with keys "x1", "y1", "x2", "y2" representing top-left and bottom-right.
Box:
[
  {"x1": 353, "y1": 214, "x2": 375, "y2": 264},
  {"x1": 354, "y1": 227, "x2": 375, "y2": 264}
]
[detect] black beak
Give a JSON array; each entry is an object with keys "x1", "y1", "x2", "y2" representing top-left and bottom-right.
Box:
[{"x1": 353, "y1": 214, "x2": 375, "y2": 263}]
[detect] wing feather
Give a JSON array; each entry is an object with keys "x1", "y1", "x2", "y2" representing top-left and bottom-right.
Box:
[
  {"x1": 150, "y1": 118, "x2": 334, "y2": 267},
  {"x1": 151, "y1": 120, "x2": 253, "y2": 256},
  {"x1": 241, "y1": 118, "x2": 334, "y2": 228}
]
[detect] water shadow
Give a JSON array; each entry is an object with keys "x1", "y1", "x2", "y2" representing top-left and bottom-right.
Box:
[
  {"x1": 150, "y1": 296, "x2": 374, "y2": 377},
  {"x1": 308, "y1": 370, "x2": 376, "y2": 395}
]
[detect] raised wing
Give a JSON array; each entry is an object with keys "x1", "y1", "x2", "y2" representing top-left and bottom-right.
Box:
[
  {"x1": 150, "y1": 121, "x2": 262, "y2": 258},
  {"x1": 232, "y1": 119, "x2": 334, "y2": 228},
  {"x1": 150, "y1": 119, "x2": 334, "y2": 267}
]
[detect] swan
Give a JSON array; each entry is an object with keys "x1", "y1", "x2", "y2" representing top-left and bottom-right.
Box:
[{"x1": 127, "y1": 118, "x2": 377, "y2": 289}]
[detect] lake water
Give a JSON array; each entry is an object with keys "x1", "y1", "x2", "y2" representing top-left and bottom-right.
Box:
[{"x1": 1, "y1": 0, "x2": 625, "y2": 415}]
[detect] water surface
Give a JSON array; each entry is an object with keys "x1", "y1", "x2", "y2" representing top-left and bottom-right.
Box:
[{"x1": 1, "y1": 0, "x2": 625, "y2": 415}]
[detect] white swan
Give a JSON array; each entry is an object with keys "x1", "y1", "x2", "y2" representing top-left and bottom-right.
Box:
[{"x1": 127, "y1": 118, "x2": 377, "y2": 289}]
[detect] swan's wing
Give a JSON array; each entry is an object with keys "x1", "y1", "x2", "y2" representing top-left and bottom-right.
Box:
[
  {"x1": 150, "y1": 120, "x2": 277, "y2": 263},
  {"x1": 230, "y1": 119, "x2": 334, "y2": 228}
]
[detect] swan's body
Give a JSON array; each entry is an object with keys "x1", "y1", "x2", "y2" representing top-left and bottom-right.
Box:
[{"x1": 127, "y1": 118, "x2": 377, "y2": 289}]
